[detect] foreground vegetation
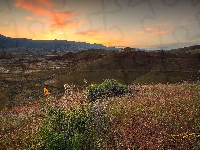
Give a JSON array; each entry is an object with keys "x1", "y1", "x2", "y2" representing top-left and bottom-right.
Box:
[{"x1": 0, "y1": 81, "x2": 200, "y2": 149}]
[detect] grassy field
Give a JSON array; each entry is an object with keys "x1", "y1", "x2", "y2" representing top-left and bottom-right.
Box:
[{"x1": 0, "y1": 81, "x2": 200, "y2": 149}]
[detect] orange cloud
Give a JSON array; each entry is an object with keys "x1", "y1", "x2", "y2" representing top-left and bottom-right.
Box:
[
  {"x1": 38, "y1": 0, "x2": 53, "y2": 7},
  {"x1": 158, "y1": 31, "x2": 168, "y2": 35},
  {"x1": 76, "y1": 29, "x2": 102, "y2": 37},
  {"x1": 147, "y1": 29, "x2": 171, "y2": 37},
  {"x1": 144, "y1": 27, "x2": 155, "y2": 32},
  {"x1": 181, "y1": 17, "x2": 197, "y2": 26},
  {"x1": 142, "y1": 21, "x2": 173, "y2": 33},
  {"x1": 2, "y1": 9, "x2": 10, "y2": 13},
  {"x1": 50, "y1": 18, "x2": 81, "y2": 29},
  {"x1": 14, "y1": 0, "x2": 79, "y2": 29},
  {"x1": 25, "y1": 16, "x2": 33, "y2": 21}
]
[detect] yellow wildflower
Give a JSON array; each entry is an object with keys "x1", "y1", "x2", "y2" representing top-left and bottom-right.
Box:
[{"x1": 44, "y1": 88, "x2": 49, "y2": 95}]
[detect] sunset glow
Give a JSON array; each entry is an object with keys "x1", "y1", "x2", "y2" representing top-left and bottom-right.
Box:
[{"x1": 0, "y1": 0, "x2": 200, "y2": 49}]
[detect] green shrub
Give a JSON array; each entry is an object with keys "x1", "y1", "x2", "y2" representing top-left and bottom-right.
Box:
[
  {"x1": 36, "y1": 105, "x2": 88, "y2": 150},
  {"x1": 35, "y1": 98, "x2": 111, "y2": 150},
  {"x1": 87, "y1": 79, "x2": 128, "y2": 101}
]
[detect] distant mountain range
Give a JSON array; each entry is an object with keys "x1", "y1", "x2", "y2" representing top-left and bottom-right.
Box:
[{"x1": 0, "y1": 34, "x2": 119, "y2": 55}]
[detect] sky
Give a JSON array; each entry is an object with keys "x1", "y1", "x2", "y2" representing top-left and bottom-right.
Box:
[{"x1": 0, "y1": 0, "x2": 200, "y2": 50}]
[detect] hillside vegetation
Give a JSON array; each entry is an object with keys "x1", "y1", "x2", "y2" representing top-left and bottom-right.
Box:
[
  {"x1": 55, "y1": 48, "x2": 200, "y2": 86},
  {"x1": 0, "y1": 46, "x2": 199, "y2": 110},
  {"x1": 0, "y1": 81, "x2": 199, "y2": 149}
]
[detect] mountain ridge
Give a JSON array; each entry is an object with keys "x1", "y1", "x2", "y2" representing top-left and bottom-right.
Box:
[{"x1": 0, "y1": 34, "x2": 119, "y2": 54}]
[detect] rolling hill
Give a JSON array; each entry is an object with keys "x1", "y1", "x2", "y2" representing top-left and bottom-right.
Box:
[{"x1": 0, "y1": 46, "x2": 200, "y2": 109}]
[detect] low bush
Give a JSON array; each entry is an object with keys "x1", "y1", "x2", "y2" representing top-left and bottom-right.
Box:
[
  {"x1": 87, "y1": 79, "x2": 128, "y2": 101},
  {"x1": 36, "y1": 99, "x2": 87, "y2": 149},
  {"x1": 35, "y1": 97, "x2": 111, "y2": 150}
]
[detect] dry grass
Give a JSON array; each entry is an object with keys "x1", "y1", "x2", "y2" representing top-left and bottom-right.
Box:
[
  {"x1": 0, "y1": 81, "x2": 199, "y2": 149},
  {"x1": 106, "y1": 82, "x2": 200, "y2": 149}
]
